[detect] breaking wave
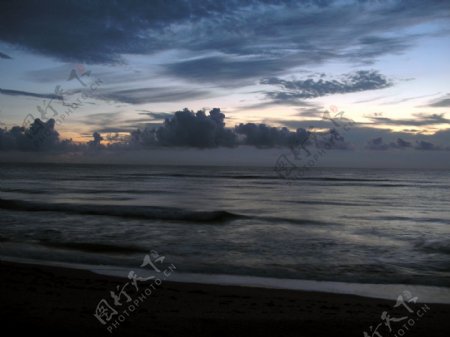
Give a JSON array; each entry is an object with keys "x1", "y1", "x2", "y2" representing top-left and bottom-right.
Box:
[{"x1": 0, "y1": 198, "x2": 244, "y2": 223}]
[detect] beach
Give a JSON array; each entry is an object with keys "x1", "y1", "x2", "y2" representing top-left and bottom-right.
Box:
[{"x1": 1, "y1": 260, "x2": 449, "y2": 337}]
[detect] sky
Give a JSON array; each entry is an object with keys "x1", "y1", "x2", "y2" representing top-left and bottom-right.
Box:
[{"x1": 0, "y1": 0, "x2": 449, "y2": 167}]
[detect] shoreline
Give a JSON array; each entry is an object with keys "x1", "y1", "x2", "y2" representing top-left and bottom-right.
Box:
[
  {"x1": 1, "y1": 259, "x2": 449, "y2": 336},
  {"x1": 2, "y1": 255, "x2": 450, "y2": 304}
]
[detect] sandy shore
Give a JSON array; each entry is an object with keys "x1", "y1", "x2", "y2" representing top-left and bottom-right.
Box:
[{"x1": 0, "y1": 260, "x2": 449, "y2": 336}]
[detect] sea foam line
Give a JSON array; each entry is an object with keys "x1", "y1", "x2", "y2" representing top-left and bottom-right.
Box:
[{"x1": 1, "y1": 255, "x2": 449, "y2": 304}]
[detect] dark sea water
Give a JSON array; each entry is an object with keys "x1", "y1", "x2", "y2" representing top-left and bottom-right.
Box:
[{"x1": 0, "y1": 163, "x2": 449, "y2": 287}]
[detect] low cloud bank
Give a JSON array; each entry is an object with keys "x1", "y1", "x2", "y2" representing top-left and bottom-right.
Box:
[{"x1": 1, "y1": 108, "x2": 448, "y2": 153}]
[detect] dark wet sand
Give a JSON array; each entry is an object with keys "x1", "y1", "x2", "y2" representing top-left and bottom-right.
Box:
[{"x1": 0, "y1": 260, "x2": 449, "y2": 336}]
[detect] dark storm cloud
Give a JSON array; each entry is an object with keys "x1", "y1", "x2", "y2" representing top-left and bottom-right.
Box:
[
  {"x1": 99, "y1": 87, "x2": 210, "y2": 104},
  {"x1": 1, "y1": 108, "x2": 449, "y2": 152},
  {"x1": 1, "y1": 0, "x2": 314, "y2": 64},
  {"x1": 0, "y1": 0, "x2": 448, "y2": 85},
  {"x1": 160, "y1": 0, "x2": 448, "y2": 83},
  {"x1": 0, "y1": 118, "x2": 64, "y2": 151},
  {"x1": 0, "y1": 51, "x2": 12, "y2": 59},
  {"x1": 155, "y1": 108, "x2": 237, "y2": 148},
  {"x1": 0, "y1": 88, "x2": 62, "y2": 100},
  {"x1": 0, "y1": 118, "x2": 114, "y2": 152},
  {"x1": 234, "y1": 123, "x2": 299, "y2": 148},
  {"x1": 261, "y1": 70, "x2": 392, "y2": 102},
  {"x1": 152, "y1": 108, "x2": 354, "y2": 149},
  {"x1": 368, "y1": 113, "x2": 450, "y2": 126},
  {"x1": 88, "y1": 132, "x2": 103, "y2": 149},
  {"x1": 133, "y1": 110, "x2": 320, "y2": 149}
]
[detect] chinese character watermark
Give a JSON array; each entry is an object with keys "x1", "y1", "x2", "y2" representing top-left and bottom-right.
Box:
[
  {"x1": 363, "y1": 290, "x2": 431, "y2": 337},
  {"x1": 22, "y1": 64, "x2": 103, "y2": 146},
  {"x1": 274, "y1": 105, "x2": 355, "y2": 180},
  {"x1": 93, "y1": 250, "x2": 176, "y2": 333}
]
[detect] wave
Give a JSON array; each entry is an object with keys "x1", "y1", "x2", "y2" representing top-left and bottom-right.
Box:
[
  {"x1": 0, "y1": 198, "x2": 245, "y2": 223},
  {"x1": 0, "y1": 188, "x2": 48, "y2": 194},
  {"x1": 343, "y1": 215, "x2": 450, "y2": 225},
  {"x1": 0, "y1": 187, "x2": 178, "y2": 195},
  {"x1": 287, "y1": 200, "x2": 366, "y2": 207},
  {"x1": 143, "y1": 174, "x2": 413, "y2": 184},
  {"x1": 256, "y1": 216, "x2": 340, "y2": 226},
  {"x1": 382, "y1": 216, "x2": 450, "y2": 225},
  {"x1": 55, "y1": 173, "x2": 404, "y2": 182},
  {"x1": 38, "y1": 240, "x2": 147, "y2": 254},
  {"x1": 0, "y1": 198, "x2": 339, "y2": 226}
]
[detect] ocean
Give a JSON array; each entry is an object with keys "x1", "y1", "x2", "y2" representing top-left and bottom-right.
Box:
[{"x1": 0, "y1": 163, "x2": 449, "y2": 292}]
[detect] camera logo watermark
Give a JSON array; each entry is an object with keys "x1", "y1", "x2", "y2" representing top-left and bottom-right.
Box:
[{"x1": 93, "y1": 250, "x2": 176, "y2": 333}]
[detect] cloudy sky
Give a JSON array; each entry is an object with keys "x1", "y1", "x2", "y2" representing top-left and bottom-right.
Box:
[{"x1": 0, "y1": 0, "x2": 449, "y2": 166}]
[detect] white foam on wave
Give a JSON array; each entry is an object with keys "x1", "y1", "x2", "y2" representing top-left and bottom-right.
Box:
[{"x1": 2, "y1": 255, "x2": 450, "y2": 304}]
